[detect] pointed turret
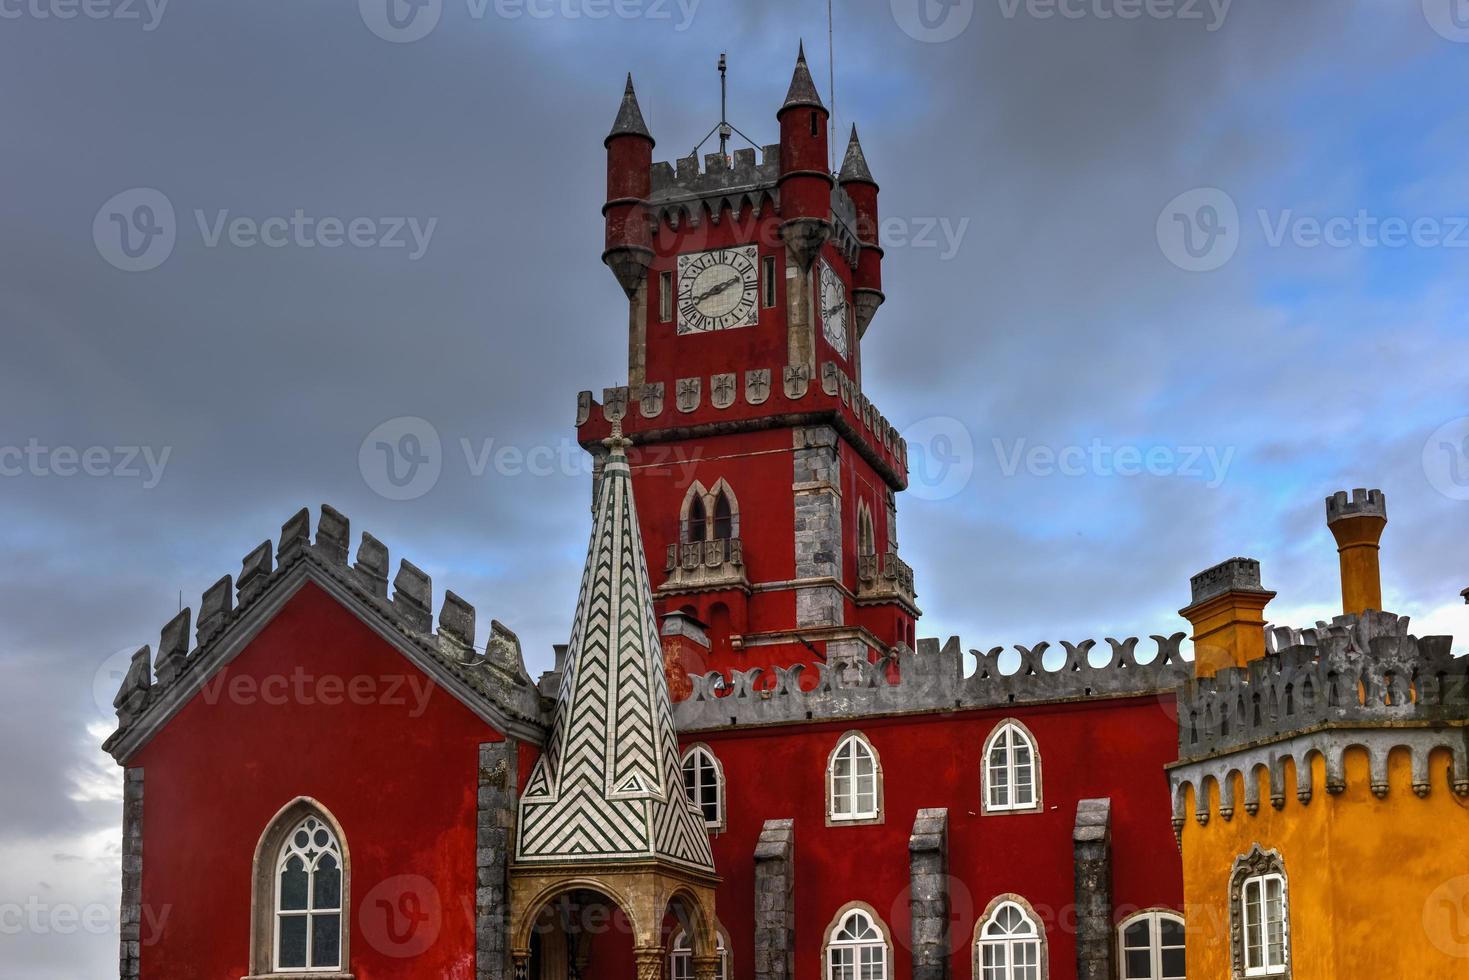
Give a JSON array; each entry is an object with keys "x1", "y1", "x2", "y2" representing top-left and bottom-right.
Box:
[
  {"x1": 839, "y1": 125, "x2": 875, "y2": 187},
  {"x1": 781, "y1": 40, "x2": 825, "y2": 113},
  {"x1": 606, "y1": 73, "x2": 654, "y2": 147},
  {"x1": 514, "y1": 422, "x2": 715, "y2": 871}
]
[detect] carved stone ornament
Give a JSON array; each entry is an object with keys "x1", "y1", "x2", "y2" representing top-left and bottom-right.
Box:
[
  {"x1": 711, "y1": 373, "x2": 737, "y2": 410},
  {"x1": 576, "y1": 390, "x2": 592, "y2": 426},
  {"x1": 602, "y1": 386, "x2": 629, "y2": 422},
  {"x1": 1228, "y1": 846, "x2": 1290, "y2": 980},
  {"x1": 676, "y1": 377, "x2": 701, "y2": 413},
  {"x1": 783, "y1": 364, "x2": 811, "y2": 399},
  {"x1": 640, "y1": 382, "x2": 664, "y2": 418},
  {"x1": 745, "y1": 368, "x2": 771, "y2": 406},
  {"x1": 822, "y1": 361, "x2": 840, "y2": 396}
]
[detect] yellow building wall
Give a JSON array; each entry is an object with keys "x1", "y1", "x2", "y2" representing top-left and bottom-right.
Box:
[{"x1": 1180, "y1": 748, "x2": 1469, "y2": 978}]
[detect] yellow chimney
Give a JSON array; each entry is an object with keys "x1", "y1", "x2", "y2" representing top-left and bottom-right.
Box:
[
  {"x1": 1180, "y1": 557, "x2": 1276, "y2": 678},
  {"x1": 1326, "y1": 488, "x2": 1387, "y2": 616}
]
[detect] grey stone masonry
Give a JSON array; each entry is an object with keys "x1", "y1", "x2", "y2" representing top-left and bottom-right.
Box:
[
  {"x1": 909, "y1": 809, "x2": 950, "y2": 980},
  {"x1": 753, "y1": 819, "x2": 795, "y2": 980},
  {"x1": 674, "y1": 634, "x2": 1191, "y2": 732},
  {"x1": 477, "y1": 740, "x2": 519, "y2": 980},
  {"x1": 1072, "y1": 799, "x2": 1113, "y2": 980},
  {"x1": 119, "y1": 768, "x2": 143, "y2": 980},
  {"x1": 794, "y1": 426, "x2": 844, "y2": 628},
  {"x1": 1189, "y1": 557, "x2": 1269, "y2": 605}
]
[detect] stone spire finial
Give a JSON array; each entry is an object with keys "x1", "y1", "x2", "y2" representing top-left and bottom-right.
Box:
[
  {"x1": 604, "y1": 415, "x2": 631, "y2": 453},
  {"x1": 781, "y1": 41, "x2": 824, "y2": 112},
  {"x1": 607, "y1": 73, "x2": 654, "y2": 147},
  {"x1": 839, "y1": 125, "x2": 875, "y2": 185}
]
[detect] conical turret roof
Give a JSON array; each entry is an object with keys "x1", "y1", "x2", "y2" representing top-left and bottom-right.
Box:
[
  {"x1": 781, "y1": 41, "x2": 825, "y2": 113},
  {"x1": 514, "y1": 425, "x2": 714, "y2": 871},
  {"x1": 606, "y1": 73, "x2": 654, "y2": 146},
  {"x1": 839, "y1": 125, "x2": 876, "y2": 186}
]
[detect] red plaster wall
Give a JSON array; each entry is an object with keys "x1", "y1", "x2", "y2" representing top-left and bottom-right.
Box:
[
  {"x1": 688, "y1": 694, "x2": 1184, "y2": 980},
  {"x1": 131, "y1": 582, "x2": 502, "y2": 980}
]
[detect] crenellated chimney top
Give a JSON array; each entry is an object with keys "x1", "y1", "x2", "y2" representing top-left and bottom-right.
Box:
[{"x1": 1326, "y1": 488, "x2": 1388, "y2": 617}]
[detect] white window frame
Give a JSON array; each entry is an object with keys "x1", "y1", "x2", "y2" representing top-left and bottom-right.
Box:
[
  {"x1": 681, "y1": 744, "x2": 725, "y2": 831},
  {"x1": 975, "y1": 897, "x2": 1046, "y2": 980},
  {"x1": 1241, "y1": 873, "x2": 1288, "y2": 977},
  {"x1": 982, "y1": 720, "x2": 1041, "y2": 814},
  {"x1": 823, "y1": 905, "x2": 891, "y2": 980},
  {"x1": 826, "y1": 731, "x2": 882, "y2": 825},
  {"x1": 669, "y1": 926, "x2": 730, "y2": 980},
  {"x1": 1117, "y1": 910, "x2": 1185, "y2": 980},
  {"x1": 273, "y1": 814, "x2": 344, "y2": 973}
]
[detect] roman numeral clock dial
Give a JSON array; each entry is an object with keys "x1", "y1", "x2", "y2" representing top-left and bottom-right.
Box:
[
  {"x1": 677, "y1": 246, "x2": 760, "y2": 335},
  {"x1": 819, "y1": 259, "x2": 850, "y2": 358}
]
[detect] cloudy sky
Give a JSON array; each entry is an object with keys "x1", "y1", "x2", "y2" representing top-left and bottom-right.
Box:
[{"x1": 3, "y1": 0, "x2": 1468, "y2": 973}]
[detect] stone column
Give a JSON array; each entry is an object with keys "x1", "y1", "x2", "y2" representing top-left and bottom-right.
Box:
[
  {"x1": 635, "y1": 946, "x2": 665, "y2": 980},
  {"x1": 792, "y1": 427, "x2": 844, "y2": 632},
  {"x1": 119, "y1": 768, "x2": 144, "y2": 980},
  {"x1": 753, "y1": 819, "x2": 795, "y2": 980},
  {"x1": 1072, "y1": 799, "x2": 1113, "y2": 980},
  {"x1": 693, "y1": 953, "x2": 721, "y2": 980},
  {"x1": 909, "y1": 809, "x2": 950, "y2": 980},
  {"x1": 512, "y1": 951, "x2": 530, "y2": 980},
  {"x1": 477, "y1": 741, "x2": 519, "y2": 980}
]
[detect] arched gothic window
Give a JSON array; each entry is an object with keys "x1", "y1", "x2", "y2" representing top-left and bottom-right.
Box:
[
  {"x1": 975, "y1": 898, "x2": 1046, "y2": 980},
  {"x1": 249, "y1": 799, "x2": 351, "y2": 976},
  {"x1": 681, "y1": 744, "x2": 725, "y2": 831},
  {"x1": 857, "y1": 503, "x2": 876, "y2": 557},
  {"x1": 1231, "y1": 848, "x2": 1290, "y2": 978},
  {"x1": 687, "y1": 493, "x2": 708, "y2": 544},
  {"x1": 669, "y1": 926, "x2": 730, "y2": 980},
  {"x1": 680, "y1": 481, "x2": 740, "y2": 544},
  {"x1": 824, "y1": 906, "x2": 890, "y2": 980},
  {"x1": 712, "y1": 489, "x2": 733, "y2": 541},
  {"x1": 827, "y1": 732, "x2": 881, "y2": 824},
  {"x1": 983, "y1": 720, "x2": 1041, "y2": 814}
]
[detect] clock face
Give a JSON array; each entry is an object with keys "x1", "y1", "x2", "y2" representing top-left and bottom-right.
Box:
[
  {"x1": 819, "y1": 260, "x2": 849, "y2": 358},
  {"x1": 677, "y1": 246, "x2": 760, "y2": 334}
]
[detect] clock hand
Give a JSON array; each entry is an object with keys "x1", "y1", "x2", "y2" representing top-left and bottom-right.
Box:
[
  {"x1": 823, "y1": 303, "x2": 846, "y2": 320},
  {"x1": 692, "y1": 275, "x2": 742, "y2": 306}
]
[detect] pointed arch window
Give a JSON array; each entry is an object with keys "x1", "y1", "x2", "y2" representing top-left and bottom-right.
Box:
[
  {"x1": 857, "y1": 503, "x2": 876, "y2": 558},
  {"x1": 827, "y1": 732, "x2": 882, "y2": 824},
  {"x1": 983, "y1": 720, "x2": 1041, "y2": 814},
  {"x1": 824, "y1": 906, "x2": 890, "y2": 980},
  {"x1": 249, "y1": 799, "x2": 352, "y2": 976},
  {"x1": 976, "y1": 898, "x2": 1046, "y2": 980},
  {"x1": 1230, "y1": 848, "x2": 1290, "y2": 978},
  {"x1": 687, "y1": 493, "x2": 709, "y2": 544},
  {"x1": 681, "y1": 744, "x2": 725, "y2": 831},
  {"x1": 712, "y1": 489, "x2": 734, "y2": 541}
]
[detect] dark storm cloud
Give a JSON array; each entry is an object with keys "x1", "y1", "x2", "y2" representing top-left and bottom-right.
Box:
[{"x1": 2, "y1": 0, "x2": 1467, "y2": 972}]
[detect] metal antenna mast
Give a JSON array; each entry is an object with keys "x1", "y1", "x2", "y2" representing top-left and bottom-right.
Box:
[
  {"x1": 828, "y1": 0, "x2": 836, "y2": 173},
  {"x1": 692, "y1": 52, "x2": 760, "y2": 160}
]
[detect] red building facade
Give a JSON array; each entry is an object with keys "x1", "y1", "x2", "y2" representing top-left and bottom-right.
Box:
[{"x1": 103, "y1": 49, "x2": 1188, "y2": 980}]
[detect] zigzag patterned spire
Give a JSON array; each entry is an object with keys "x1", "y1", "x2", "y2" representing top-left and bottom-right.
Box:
[{"x1": 515, "y1": 431, "x2": 714, "y2": 870}]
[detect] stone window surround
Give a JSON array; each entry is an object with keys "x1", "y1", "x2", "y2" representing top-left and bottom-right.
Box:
[
  {"x1": 820, "y1": 901, "x2": 894, "y2": 980},
  {"x1": 1115, "y1": 908, "x2": 1186, "y2": 980},
  {"x1": 981, "y1": 719, "x2": 1044, "y2": 817},
  {"x1": 680, "y1": 742, "x2": 727, "y2": 833},
  {"x1": 1229, "y1": 847, "x2": 1291, "y2": 980},
  {"x1": 243, "y1": 797, "x2": 354, "y2": 980},
  {"x1": 680, "y1": 480, "x2": 741, "y2": 544},
  {"x1": 972, "y1": 893, "x2": 1050, "y2": 980},
  {"x1": 825, "y1": 730, "x2": 884, "y2": 827}
]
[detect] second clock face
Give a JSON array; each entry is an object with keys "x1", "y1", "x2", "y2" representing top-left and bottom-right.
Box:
[
  {"x1": 677, "y1": 246, "x2": 760, "y2": 334},
  {"x1": 819, "y1": 260, "x2": 849, "y2": 358}
]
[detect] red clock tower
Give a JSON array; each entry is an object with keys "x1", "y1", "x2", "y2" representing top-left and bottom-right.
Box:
[{"x1": 577, "y1": 48, "x2": 918, "y2": 679}]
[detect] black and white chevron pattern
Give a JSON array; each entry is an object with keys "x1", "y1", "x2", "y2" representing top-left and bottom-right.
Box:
[{"x1": 515, "y1": 448, "x2": 714, "y2": 871}]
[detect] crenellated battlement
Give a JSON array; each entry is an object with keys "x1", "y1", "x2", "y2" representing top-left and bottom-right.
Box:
[
  {"x1": 1169, "y1": 611, "x2": 1469, "y2": 830},
  {"x1": 670, "y1": 631, "x2": 1191, "y2": 731},
  {"x1": 650, "y1": 146, "x2": 780, "y2": 200},
  {"x1": 102, "y1": 505, "x2": 545, "y2": 762},
  {"x1": 1177, "y1": 611, "x2": 1466, "y2": 762},
  {"x1": 1326, "y1": 487, "x2": 1387, "y2": 524}
]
